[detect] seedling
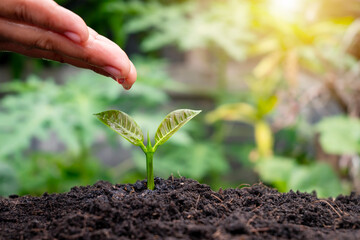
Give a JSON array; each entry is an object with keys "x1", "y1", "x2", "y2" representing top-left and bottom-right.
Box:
[{"x1": 94, "y1": 109, "x2": 201, "y2": 190}]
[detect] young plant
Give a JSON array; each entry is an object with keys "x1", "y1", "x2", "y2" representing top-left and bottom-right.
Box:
[{"x1": 94, "y1": 109, "x2": 201, "y2": 190}]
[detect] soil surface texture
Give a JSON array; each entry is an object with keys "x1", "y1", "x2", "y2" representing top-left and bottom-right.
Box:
[{"x1": 0, "y1": 177, "x2": 359, "y2": 240}]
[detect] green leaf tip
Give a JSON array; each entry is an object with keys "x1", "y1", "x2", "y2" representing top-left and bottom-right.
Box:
[
  {"x1": 154, "y1": 109, "x2": 201, "y2": 148},
  {"x1": 146, "y1": 130, "x2": 152, "y2": 149},
  {"x1": 94, "y1": 110, "x2": 144, "y2": 146}
]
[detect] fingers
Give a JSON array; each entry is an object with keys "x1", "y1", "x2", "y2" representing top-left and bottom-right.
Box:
[
  {"x1": 124, "y1": 61, "x2": 137, "y2": 90},
  {"x1": 87, "y1": 28, "x2": 137, "y2": 89},
  {"x1": 0, "y1": 39, "x2": 137, "y2": 90},
  {"x1": 0, "y1": 0, "x2": 88, "y2": 43},
  {"x1": 0, "y1": 18, "x2": 137, "y2": 87},
  {"x1": 0, "y1": 0, "x2": 137, "y2": 90},
  {"x1": 0, "y1": 41, "x2": 111, "y2": 76}
]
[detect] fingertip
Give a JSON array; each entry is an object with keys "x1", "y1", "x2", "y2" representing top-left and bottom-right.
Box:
[
  {"x1": 122, "y1": 84, "x2": 132, "y2": 90},
  {"x1": 122, "y1": 61, "x2": 137, "y2": 90},
  {"x1": 116, "y1": 51, "x2": 132, "y2": 78},
  {"x1": 129, "y1": 61, "x2": 137, "y2": 83}
]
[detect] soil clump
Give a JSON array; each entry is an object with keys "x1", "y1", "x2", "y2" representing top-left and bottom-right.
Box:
[{"x1": 0, "y1": 177, "x2": 359, "y2": 239}]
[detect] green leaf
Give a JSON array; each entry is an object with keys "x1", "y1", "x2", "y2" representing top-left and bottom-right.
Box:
[
  {"x1": 256, "y1": 156, "x2": 347, "y2": 197},
  {"x1": 316, "y1": 116, "x2": 360, "y2": 154},
  {"x1": 154, "y1": 109, "x2": 201, "y2": 148},
  {"x1": 95, "y1": 110, "x2": 144, "y2": 146},
  {"x1": 255, "y1": 156, "x2": 296, "y2": 192},
  {"x1": 288, "y1": 162, "x2": 345, "y2": 198}
]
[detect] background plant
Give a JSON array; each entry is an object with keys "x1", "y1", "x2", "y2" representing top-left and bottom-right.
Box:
[{"x1": 1, "y1": 0, "x2": 359, "y2": 196}]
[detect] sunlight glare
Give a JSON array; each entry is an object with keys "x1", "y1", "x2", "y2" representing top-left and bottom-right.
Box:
[{"x1": 269, "y1": 0, "x2": 302, "y2": 21}]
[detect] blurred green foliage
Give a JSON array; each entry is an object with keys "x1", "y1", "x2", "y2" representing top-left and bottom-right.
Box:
[
  {"x1": 119, "y1": 0, "x2": 356, "y2": 195},
  {"x1": 256, "y1": 156, "x2": 344, "y2": 197},
  {"x1": 316, "y1": 116, "x2": 360, "y2": 155},
  {"x1": 1, "y1": 0, "x2": 359, "y2": 196},
  {"x1": 12, "y1": 152, "x2": 110, "y2": 196},
  {"x1": 0, "y1": 74, "x2": 115, "y2": 195},
  {"x1": 133, "y1": 141, "x2": 229, "y2": 182},
  {"x1": 0, "y1": 161, "x2": 18, "y2": 196},
  {"x1": 0, "y1": 58, "x2": 231, "y2": 195},
  {"x1": 0, "y1": 74, "x2": 118, "y2": 156},
  {"x1": 0, "y1": 58, "x2": 176, "y2": 195},
  {"x1": 206, "y1": 77, "x2": 279, "y2": 158},
  {"x1": 120, "y1": 0, "x2": 255, "y2": 61}
]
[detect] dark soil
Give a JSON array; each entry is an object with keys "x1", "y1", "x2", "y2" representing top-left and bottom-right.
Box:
[{"x1": 0, "y1": 177, "x2": 359, "y2": 240}]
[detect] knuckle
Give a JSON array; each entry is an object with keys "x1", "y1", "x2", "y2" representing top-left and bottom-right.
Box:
[
  {"x1": 14, "y1": 0, "x2": 29, "y2": 22},
  {"x1": 81, "y1": 37, "x2": 97, "y2": 65},
  {"x1": 34, "y1": 36, "x2": 54, "y2": 51}
]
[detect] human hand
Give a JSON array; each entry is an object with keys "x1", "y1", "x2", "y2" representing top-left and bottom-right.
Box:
[{"x1": 0, "y1": 0, "x2": 136, "y2": 90}]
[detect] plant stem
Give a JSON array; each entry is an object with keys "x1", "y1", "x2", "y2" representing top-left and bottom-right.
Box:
[
  {"x1": 145, "y1": 151, "x2": 154, "y2": 190},
  {"x1": 142, "y1": 131, "x2": 155, "y2": 190}
]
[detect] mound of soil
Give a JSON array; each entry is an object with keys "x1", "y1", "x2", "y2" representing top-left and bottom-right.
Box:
[{"x1": 0, "y1": 177, "x2": 359, "y2": 239}]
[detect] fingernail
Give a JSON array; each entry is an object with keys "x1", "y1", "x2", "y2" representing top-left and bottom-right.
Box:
[
  {"x1": 123, "y1": 83, "x2": 132, "y2": 90},
  {"x1": 117, "y1": 77, "x2": 126, "y2": 84},
  {"x1": 103, "y1": 66, "x2": 122, "y2": 78},
  {"x1": 64, "y1": 31, "x2": 81, "y2": 43},
  {"x1": 111, "y1": 76, "x2": 126, "y2": 85}
]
